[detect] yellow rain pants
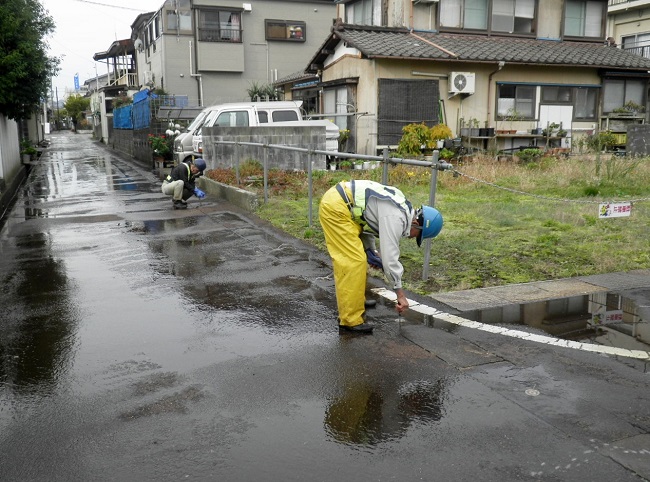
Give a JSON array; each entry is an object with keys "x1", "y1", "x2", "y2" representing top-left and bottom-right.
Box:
[{"x1": 319, "y1": 183, "x2": 366, "y2": 327}]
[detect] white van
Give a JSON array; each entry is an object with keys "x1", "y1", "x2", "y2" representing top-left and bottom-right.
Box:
[
  {"x1": 172, "y1": 108, "x2": 211, "y2": 165},
  {"x1": 174, "y1": 101, "x2": 304, "y2": 165},
  {"x1": 190, "y1": 101, "x2": 302, "y2": 156},
  {"x1": 191, "y1": 101, "x2": 339, "y2": 157}
]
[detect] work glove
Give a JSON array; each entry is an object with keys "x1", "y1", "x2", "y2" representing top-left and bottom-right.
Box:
[
  {"x1": 193, "y1": 187, "x2": 206, "y2": 199},
  {"x1": 365, "y1": 249, "x2": 383, "y2": 270}
]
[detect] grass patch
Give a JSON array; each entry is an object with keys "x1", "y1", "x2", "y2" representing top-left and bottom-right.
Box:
[{"x1": 205, "y1": 154, "x2": 650, "y2": 294}]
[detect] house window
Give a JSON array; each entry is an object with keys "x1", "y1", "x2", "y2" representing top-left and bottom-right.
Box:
[
  {"x1": 265, "y1": 20, "x2": 306, "y2": 41},
  {"x1": 377, "y1": 79, "x2": 440, "y2": 146},
  {"x1": 440, "y1": 0, "x2": 535, "y2": 33},
  {"x1": 564, "y1": 0, "x2": 603, "y2": 38},
  {"x1": 541, "y1": 86, "x2": 598, "y2": 120},
  {"x1": 167, "y1": 10, "x2": 192, "y2": 31},
  {"x1": 603, "y1": 79, "x2": 645, "y2": 113},
  {"x1": 345, "y1": 0, "x2": 381, "y2": 26},
  {"x1": 622, "y1": 33, "x2": 650, "y2": 59},
  {"x1": 497, "y1": 84, "x2": 535, "y2": 119},
  {"x1": 323, "y1": 86, "x2": 349, "y2": 132},
  {"x1": 541, "y1": 86, "x2": 572, "y2": 103},
  {"x1": 574, "y1": 87, "x2": 597, "y2": 120},
  {"x1": 492, "y1": 0, "x2": 535, "y2": 34},
  {"x1": 199, "y1": 9, "x2": 242, "y2": 43},
  {"x1": 293, "y1": 88, "x2": 319, "y2": 115}
]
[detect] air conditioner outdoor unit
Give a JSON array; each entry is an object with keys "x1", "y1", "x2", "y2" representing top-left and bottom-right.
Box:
[
  {"x1": 144, "y1": 71, "x2": 154, "y2": 86},
  {"x1": 449, "y1": 72, "x2": 475, "y2": 94}
]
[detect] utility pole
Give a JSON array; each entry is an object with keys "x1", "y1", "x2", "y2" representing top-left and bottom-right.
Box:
[{"x1": 56, "y1": 88, "x2": 61, "y2": 130}]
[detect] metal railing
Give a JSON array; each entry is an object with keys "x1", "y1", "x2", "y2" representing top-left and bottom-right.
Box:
[
  {"x1": 622, "y1": 44, "x2": 650, "y2": 59},
  {"x1": 213, "y1": 139, "x2": 454, "y2": 280}
]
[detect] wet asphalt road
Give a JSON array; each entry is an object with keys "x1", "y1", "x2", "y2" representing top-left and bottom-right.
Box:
[{"x1": 1, "y1": 131, "x2": 649, "y2": 481}]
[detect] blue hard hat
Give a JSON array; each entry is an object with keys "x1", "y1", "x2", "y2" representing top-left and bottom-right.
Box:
[
  {"x1": 416, "y1": 206, "x2": 443, "y2": 247},
  {"x1": 193, "y1": 158, "x2": 206, "y2": 172}
]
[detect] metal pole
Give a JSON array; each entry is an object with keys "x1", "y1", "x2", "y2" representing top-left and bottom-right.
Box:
[
  {"x1": 263, "y1": 139, "x2": 269, "y2": 204},
  {"x1": 422, "y1": 150, "x2": 440, "y2": 281},
  {"x1": 307, "y1": 146, "x2": 313, "y2": 227},
  {"x1": 235, "y1": 141, "x2": 240, "y2": 185},
  {"x1": 381, "y1": 147, "x2": 389, "y2": 185}
]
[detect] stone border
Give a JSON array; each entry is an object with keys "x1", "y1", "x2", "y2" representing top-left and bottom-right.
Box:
[{"x1": 198, "y1": 177, "x2": 259, "y2": 212}]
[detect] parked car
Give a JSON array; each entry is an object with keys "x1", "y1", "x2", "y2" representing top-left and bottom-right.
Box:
[{"x1": 190, "y1": 101, "x2": 339, "y2": 158}]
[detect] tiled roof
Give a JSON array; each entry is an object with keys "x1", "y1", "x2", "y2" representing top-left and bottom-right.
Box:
[
  {"x1": 309, "y1": 24, "x2": 650, "y2": 71},
  {"x1": 274, "y1": 70, "x2": 318, "y2": 86}
]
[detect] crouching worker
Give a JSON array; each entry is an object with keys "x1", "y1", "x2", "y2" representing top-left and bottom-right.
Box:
[
  {"x1": 319, "y1": 180, "x2": 443, "y2": 334},
  {"x1": 161, "y1": 158, "x2": 207, "y2": 209}
]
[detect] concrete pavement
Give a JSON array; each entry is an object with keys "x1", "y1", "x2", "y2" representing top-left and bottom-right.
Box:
[{"x1": 1, "y1": 130, "x2": 649, "y2": 481}]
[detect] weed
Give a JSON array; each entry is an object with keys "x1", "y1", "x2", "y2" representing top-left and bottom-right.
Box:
[{"x1": 206, "y1": 154, "x2": 650, "y2": 293}]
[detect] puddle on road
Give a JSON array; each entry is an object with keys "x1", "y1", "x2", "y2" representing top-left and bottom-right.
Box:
[
  {"x1": 324, "y1": 378, "x2": 448, "y2": 446},
  {"x1": 471, "y1": 291, "x2": 650, "y2": 352}
]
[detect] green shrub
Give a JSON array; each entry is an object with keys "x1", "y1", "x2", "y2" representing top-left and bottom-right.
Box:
[
  {"x1": 516, "y1": 148, "x2": 542, "y2": 163},
  {"x1": 586, "y1": 131, "x2": 617, "y2": 152}
]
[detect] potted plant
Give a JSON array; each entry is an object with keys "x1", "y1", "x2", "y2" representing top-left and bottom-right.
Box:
[
  {"x1": 148, "y1": 134, "x2": 172, "y2": 161},
  {"x1": 612, "y1": 101, "x2": 645, "y2": 116},
  {"x1": 479, "y1": 120, "x2": 494, "y2": 137},
  {"x1": 468, "y1": 118, "x2": 480, "y2": 137},
  {"x1": 439, "y1": 148, "x2": 455, "y2": 160},
  {"x1": 354, "y1": 159, "x2": 365, "y2": 170},
  {"x1": 338, "y1": 129, "x2": 350, "y2": 152},
  {"x1": 541, "y1": 122, "x2": 560, "y2": 137},
  {"x1": 397, "y1": 123, "x2": 430, "y2": 157},
  {"x1": 459, "y1": 118, "x2": 470, "y2": 137},
  {"x1": 505, "y1": 108, "x2": 522, "y2": 134},
  {"x1": 515, "y1": 148, "x2": 542, "y2": 163},
  {"x1": 20, "y1": 139, "x2": 37, "y2": 162},
  {"x1": 338, "y1": 159, "x2": 353, "y2": 170},
  {"x1": 429, "y1": 123, "x2": 453, "y2": 147}
]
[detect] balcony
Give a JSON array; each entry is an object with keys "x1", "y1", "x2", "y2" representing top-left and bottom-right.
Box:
[
  {"x1": 107, "y1": 72, "x2": 139, "y2": 88},
  {"x1": 622, "y1": 44, "x2": 650, "y2": 59},
  {"x1": 608, "y1": 0, "x2": 650, "y2": 12}
]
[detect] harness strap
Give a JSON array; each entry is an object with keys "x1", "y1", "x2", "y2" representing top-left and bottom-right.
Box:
[{"x1": 335, "y1": 183, "x2": 353, "y2": 209}]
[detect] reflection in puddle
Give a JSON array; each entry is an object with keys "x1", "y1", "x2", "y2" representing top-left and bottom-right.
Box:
[
  {"x1": 509, "y1": 291, "x2": 648, "y2": 352},
  {"x1": 324, "y1": 379, "x2": 446, "y2": 446}
]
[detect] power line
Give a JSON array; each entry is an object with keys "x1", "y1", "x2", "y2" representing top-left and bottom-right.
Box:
[{"x1": 71, "y1": 0, "x2": 149, "y2": 12}]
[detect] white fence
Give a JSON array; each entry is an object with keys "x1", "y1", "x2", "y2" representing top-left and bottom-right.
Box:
[{"x1": 0, "y1": 114, "x2": 21, "y2": 191}]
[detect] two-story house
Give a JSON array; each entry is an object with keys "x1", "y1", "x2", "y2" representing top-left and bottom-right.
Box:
[
  {"x1": 302, "y1": 0, "x2": 650, "y2": 156},
  {"x1": 130, "y1": 0, "x2": 336, "y2": 107}
]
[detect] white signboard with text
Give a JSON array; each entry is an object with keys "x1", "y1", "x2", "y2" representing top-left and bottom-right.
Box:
[{"x1": 599, "y1": 202, "x2": 632, "y2": 218}]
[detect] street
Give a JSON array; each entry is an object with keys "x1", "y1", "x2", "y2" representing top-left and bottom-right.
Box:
[{"x1": 1, "y1": 131, "x2": 649, "y2": 481}]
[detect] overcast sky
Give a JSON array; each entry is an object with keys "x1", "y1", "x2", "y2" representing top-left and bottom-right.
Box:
[{"x1": 41, "y1": 0, "x2": 164, "y2": 96}]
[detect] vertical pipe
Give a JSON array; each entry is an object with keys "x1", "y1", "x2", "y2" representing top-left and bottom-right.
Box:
[
  {"x1": 263, "y1": 140, "x2": 269, "y2": 204},
  {"x1": 308, "y1": 146, "x2": 313, "y2": 227},
  {"x1": 422, "y1": 150, "x2": 440, "y2": 281}
]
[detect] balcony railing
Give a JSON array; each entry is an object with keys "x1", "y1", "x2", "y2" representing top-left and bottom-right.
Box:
[
  {"x1": 622, "y1": 45, "x2": 650, "y2": 59},
  {"x1": 609, "y1": 0, "x2": 650, "y2": 6},
  {"x1": 108, "y1": 72, "x2": 139, "y2": 88},
  {"x1": 198, "y1": 27, "x2": 242, "y2": 43}
]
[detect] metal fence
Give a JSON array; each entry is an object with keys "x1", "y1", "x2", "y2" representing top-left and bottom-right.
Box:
[{"x1": 213, "y1": 139, "x2": 454, "y2": 280}]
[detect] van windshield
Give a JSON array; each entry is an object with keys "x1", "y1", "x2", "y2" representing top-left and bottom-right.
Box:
[{"x1": 187, "y1": 111, "x2": 208, "y2": 132}]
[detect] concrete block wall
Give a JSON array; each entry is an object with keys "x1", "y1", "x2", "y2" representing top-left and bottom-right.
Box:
[
  {"x1": 202, "y1": 126, "x2": 328, "y2": 171},
  {"x1": 627, "y1": 124, "x2": 650, "y2": 156}
]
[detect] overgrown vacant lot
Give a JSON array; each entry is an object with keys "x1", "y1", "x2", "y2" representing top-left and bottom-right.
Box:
[{"x1": 206, "y1": 154, "x2": 650, "y2": 294}]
